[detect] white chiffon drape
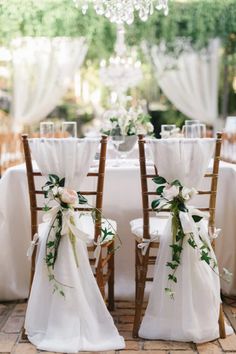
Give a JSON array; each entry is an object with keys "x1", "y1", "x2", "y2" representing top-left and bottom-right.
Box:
[
  {"x1": 139, "y1": 138, "x2": 233, "y2": 343},
  {"x1": 150, "y1": 39, "x2": 220, "y2": 124},
  {"x1": 25, "y1": 138, "x2": 125, "y2": 353},
  {"x1": 11, "y1": 37, "x2": 87, "y2": 132}
]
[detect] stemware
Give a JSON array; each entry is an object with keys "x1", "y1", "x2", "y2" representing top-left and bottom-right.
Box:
[
  {"x1": 111, "y1": 135, "x2": 125, "y2": 166},
  {"x1": 182, "y1": 124, "x2": 198, "y2": 138},
  {"x1": 160, "y1": 124, "x2": 176, "y2": 138},
  {"x1": 40, "y1": 122, "x2": 54, "y2": 138},
  {"x1": 62, "y1": 121, "x2": 77, "y2": 138},
  {"x1": 194, "y1": 123, "x2": 206, "y2": 138}
]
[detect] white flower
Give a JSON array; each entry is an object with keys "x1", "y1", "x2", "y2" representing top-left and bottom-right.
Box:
[
  {"x1": 136, "y1": 123, "x2": 148, "y2": 135},
  {"x1": 58, "y1": 187, "x2": 78, "y2": 207},
  {"x1": 181, "y1": 187, "x2": 198, "y2": 201},
  {"x1": 146, "y1": 122, "x2": 154, "y2": 133},
  {"x1": 162, "y1": 184, "x2": 180, "y2": 201}
]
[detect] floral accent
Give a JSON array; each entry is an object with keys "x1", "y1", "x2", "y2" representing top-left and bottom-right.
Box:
[
  {"x1": 151, "y1": 176, "x2": 232, "y2": 299},
  {"x1": 101, "y1": 107, "x2": 153, "y2": 136},
  {"x1": 40, "y1": 174, "x2": 118, "y2": 297}
]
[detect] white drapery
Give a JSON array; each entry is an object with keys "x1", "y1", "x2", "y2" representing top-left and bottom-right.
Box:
[
  {"x1": 150, "y1": 39, "x2": 220, "y2": 124},
  {"x1": 11, "y1": 37, "x2": 87, "y2": 131}
]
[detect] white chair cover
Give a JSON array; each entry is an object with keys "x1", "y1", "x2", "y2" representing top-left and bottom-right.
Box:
[
  {"x1": 25, "y1": 138, "x2": 125, "y2": 353},
  {"x1": 139, "y1": 138, "x2": 233, "y2": 343}
]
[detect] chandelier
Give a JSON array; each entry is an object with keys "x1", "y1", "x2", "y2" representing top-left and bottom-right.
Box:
[
  {"x1": 99, "y1": 25, "x2": 142, "y2": 99},
  {"x1": 74, "y1": 0, "x2": 169, "y2": 25}
]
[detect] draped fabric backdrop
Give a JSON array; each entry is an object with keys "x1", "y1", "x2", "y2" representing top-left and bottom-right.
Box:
[
  {"x1": 11, "y1": 37, "x2": 88, "y2": 132},
  {"x1": 150, "y1": 39, "x2": 220, "y2": 124}
]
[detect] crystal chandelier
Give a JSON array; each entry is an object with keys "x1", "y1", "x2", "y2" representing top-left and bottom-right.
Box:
[
  {"x1": 99, "y1": 25, "x2": 143, "y2": 100},
  {"x1": 74, "y1": 0, "x2": 169, "y2": 25}
]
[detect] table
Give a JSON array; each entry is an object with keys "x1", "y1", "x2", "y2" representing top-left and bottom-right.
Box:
[{"x1": 0, "y1": 160, "x2": 236, "y2": 301}]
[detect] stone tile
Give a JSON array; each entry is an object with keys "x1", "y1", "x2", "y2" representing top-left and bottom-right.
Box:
[
  {"x1": 11, "y1": 303, "x2": 27, "y2": 317},
  {"x1": 124, "y1": 341, "x2": 140, "y2": 350},
  {"x1": 0, "y1": 333, "x2": 18, "y2": 353},
  {"x1": 143, "y1": 340, "x2": 192, "y2": 350},
  {"x1": 197, "y1": 341, "x2": 223, "y2": 353},
  {"x1": 2, "y1": 316, "x2": 24, "y2": 333},
  {"x1": 0, "y1": 305, "x2": 7, "y2": 317},
  {"x1": 169, "y1": 351, "x2": 197, "y2": 354},
  {"x1": 12, "y1": 343, "x2": 37, "y2": 354},
  {"x1": 219, "y1": 333, "x2": 236, "y2": 351},
  {"x1": 119, "y1": 351, "x2": 166, "y2": 354}
]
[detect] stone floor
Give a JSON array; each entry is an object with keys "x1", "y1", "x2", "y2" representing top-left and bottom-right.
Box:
[{"x1": 1, "y1": 298, "x2": 236, "y2": 354}]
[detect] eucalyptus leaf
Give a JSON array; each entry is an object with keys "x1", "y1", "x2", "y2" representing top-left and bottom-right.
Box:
[{"x1": 152, "y1": 176, "x2": 166, "y2": 185}]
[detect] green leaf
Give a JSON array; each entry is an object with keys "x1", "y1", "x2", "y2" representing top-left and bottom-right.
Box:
[
  {"x1": 156, "y1": 185, "x2": 165, "y2": 195},
  {"x1": 188, "y1": 237, "x2": 197, "y2": 249},
  {"x1": 168, "y1": 274, "x2": 177, "y2": 283},
  {"x1": 170, "y1": 244, "x2": 183, "y2": 253},
  {"x1": 59, "y1": 177, "x2": 65, "y2": 187},
  {"x1": 192, "y1": 215, "x2": 203, "y2": 223},
  {"x1": 152, "y1": 176, "x2": 166, "y2": 185},
  {"x1": 77, "y1": 193, "x2": 88, "y2": 205},
  {"x1": 178, "y1": 203, "x2": 188, "y2": 212},
  {"x1": 43, "y1": 205, "x2": 51, "y2": 212},
  {"x1": 59, "y1": 290, "x2": 65, "y2": 297},
  {"x1": 200, "y1": 250, "x2": 211, "y2": 265},
  {"x1": 166, "y1": 261, "x2": 178, "y2": 270},
  {"x1": 47, "y1": 241, "x2": 55, "y2": 248},
  {"x1": 151, "y1": 199, "x2": 161, "y2": 210},
  {"x1": 49, "y1": 174, "x2": 59, "y2": 183},
  {"x1": 171, "y1": 179, "x2": 182, "y2": 187}
]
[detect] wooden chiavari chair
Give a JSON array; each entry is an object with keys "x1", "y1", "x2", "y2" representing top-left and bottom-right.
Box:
[
  {"x1": 22, "y1": 134, "x2": 115, "y2": 311},
  {"x1": 131, "y1": 132, "x2": 226, "y2": 339}
]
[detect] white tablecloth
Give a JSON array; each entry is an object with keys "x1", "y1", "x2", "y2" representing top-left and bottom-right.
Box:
[{"x1": 0, "y1": 160, "x2": 236, "y2": 300}]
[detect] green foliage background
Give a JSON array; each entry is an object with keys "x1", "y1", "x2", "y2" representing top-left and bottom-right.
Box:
[{"x1": 1, "y1": 0, "x2": 236, "y2": 58}]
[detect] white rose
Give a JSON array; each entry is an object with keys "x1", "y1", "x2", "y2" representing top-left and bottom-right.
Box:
[
  {"x1": 146, "y1": 122, "x2": 154, "y2": 133},
  {"x1": 162, "y1": 184, "x2": 180, "y2": 201},
  {"x1": 181, "y1": 187, "x2": 197, "y2": 201},
  {"x1": 136, "y1": 124, "x2": 147, "y2": 135},
  {"x1": 59, "y1": 187, "x2": 78, "y2": 207}
]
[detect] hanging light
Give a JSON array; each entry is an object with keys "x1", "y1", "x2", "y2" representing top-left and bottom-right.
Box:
[{"x1": 74, "y1": 0, "x2": 169, "y2": 25}]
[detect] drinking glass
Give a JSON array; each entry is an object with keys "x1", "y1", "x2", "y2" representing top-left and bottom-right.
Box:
[
  {"x1": 62, "y1": 121, "x2": 77, "y2": 138},
  {"x1": 182, "y1": 125, "x2": 198, "y2": 138},
  {"x1": 161, "y1": 124, "x2": 176, "y2": 138},
  {"x1": 111, "y1": 135, "x2": 125, "y2": 166},
  {"x1": 194, "y1": 123, "x2": 206, "y2": 138},
  {"x1": 185, "y1": 120, "x2": 200, "y2": 126},
  {"x1": 40, "y1": 122, "x2": 54, "y2": 138}
]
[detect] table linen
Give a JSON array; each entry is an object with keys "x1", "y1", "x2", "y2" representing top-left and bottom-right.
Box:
[{"x1": 0, "y1": 160, "x2": 236, "y2": 300}]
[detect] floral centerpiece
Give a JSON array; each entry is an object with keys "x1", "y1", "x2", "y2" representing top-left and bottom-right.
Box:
[{"x1": 101, "y1": 107, "x2": 154, "y2": 137}]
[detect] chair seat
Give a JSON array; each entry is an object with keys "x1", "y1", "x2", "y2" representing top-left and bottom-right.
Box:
[
  {"x1": 130, "y1": 216, "x2": 169, "y2": 241},
  {"x1": 77, "y1": 213, "x2": 117, "y2": 245}
]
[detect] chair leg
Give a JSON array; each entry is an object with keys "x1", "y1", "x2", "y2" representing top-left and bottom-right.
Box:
[
  {"x1": 219, "y1": 303, "x2": 226, "y2": 338},
  {"x1": 133, "y1": 247, "x2": 149, "y2": 338},
  {"x1": 108, "y1": 243, "x2": 115, "y2": 311}
]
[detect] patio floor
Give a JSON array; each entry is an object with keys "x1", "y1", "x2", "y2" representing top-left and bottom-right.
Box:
[{"x1": 1, "y1": 298, "x2": 236, "y2": 354}]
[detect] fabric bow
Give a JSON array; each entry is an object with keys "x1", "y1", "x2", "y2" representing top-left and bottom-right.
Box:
[{"x1": 137, "y1": 235, "x2": 159, "y2": 256}]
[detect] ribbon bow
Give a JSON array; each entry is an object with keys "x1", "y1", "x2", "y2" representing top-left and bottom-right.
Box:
[{"x1": 137, "y1": 234, "x2": 159, "y2": 256}]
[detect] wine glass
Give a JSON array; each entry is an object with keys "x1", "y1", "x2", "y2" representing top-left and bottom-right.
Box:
[
  {"x1": 62, "y1": 122, "x2": 77, "y2": 138},
  {"x1": 40, "y1": 122, "x2": 54, "y2": 138},
  {"x1": 111, "y1": 135, "x2": 125, "y2": 166}
]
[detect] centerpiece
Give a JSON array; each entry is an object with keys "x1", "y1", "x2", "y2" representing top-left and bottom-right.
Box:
[{"x1": 101, "y1": 106, "x2": 154, "y2": 154}]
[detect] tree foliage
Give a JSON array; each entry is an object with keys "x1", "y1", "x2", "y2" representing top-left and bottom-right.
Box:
[{"x1": 0, "y1": 0, "x2": 236, "y2": 59}]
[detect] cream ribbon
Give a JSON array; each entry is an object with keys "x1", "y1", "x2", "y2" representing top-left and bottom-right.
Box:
[
  {"x1": 179, "y1": 206, "x2": 209, "y2": 235},
  {"x1": 42, "y1": 206, "x2": 90, "y2": 243},
  {"x1": 93, "y1": 233, "x2": 114, "y2": 268},
  {"x1": 27, "y1": 233, "x2": 39, "y2": 259},
  {"x1": 137, "y1": 235, "x2": 159, "y2": 256}
]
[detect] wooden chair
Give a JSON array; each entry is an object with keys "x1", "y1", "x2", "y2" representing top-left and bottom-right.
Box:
[
  {"x1": 22, "y1": 134, "x2": 115, "y2": 310},
  {"x1": 132, "y1": 132, "x2": 226, "y2": 338}
]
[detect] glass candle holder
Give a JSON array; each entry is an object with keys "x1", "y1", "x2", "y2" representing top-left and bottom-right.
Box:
[
  {"x1": 40, "y1": 122, "x2": 54, "y2": 138},
  {"x1": 62, "y1": 121, "x2": 77, "y2": 138}
]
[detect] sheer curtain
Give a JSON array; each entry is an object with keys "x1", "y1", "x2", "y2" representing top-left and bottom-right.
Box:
[
  {"x1": 150, "y1": 39, "x2": 220, "y2": 124},
  {"x1": 11, "y1": 37, "x2": 88, "y2": 131}
]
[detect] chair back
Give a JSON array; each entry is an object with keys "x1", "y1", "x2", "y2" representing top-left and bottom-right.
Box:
[
  {"x1": 138, "y1": 133, "x2": 222, "y2": 245},
  {"x1": 22, "y1": 134, "x2": 108, "y2": 286}
]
